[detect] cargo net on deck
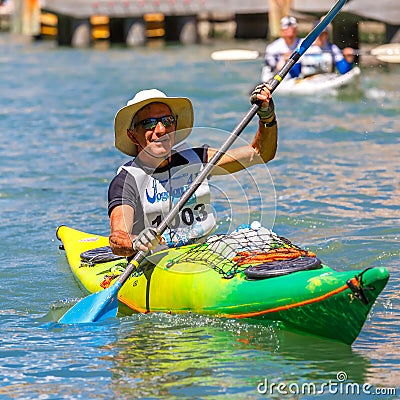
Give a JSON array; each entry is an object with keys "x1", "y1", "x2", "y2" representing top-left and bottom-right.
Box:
[
  {"x1": 166, "y1": 224, "x2": 321, "y2": 279},
  {"x1": 79, "y1": 224, "x2": 322, "y2": 280}
]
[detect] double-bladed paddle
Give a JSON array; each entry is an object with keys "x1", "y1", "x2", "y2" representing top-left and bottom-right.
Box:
[{"x1": 58, "y1": 0, "x2": 349, "y2": 324}]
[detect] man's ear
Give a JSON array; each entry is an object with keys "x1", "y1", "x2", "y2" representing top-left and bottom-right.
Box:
[{"x1": 127, "y1": 129, "x2": 139, "y2": 144}]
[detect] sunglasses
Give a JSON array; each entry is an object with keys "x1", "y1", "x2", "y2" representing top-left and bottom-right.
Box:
[{"x1": 134, "y1": 115, "x2": 176, "y2": 130}]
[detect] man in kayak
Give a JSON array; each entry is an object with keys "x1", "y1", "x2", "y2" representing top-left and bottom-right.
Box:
[
  {"x1": 300, "y1": 20, "x2": 355, "y2": 77},
  {"x1": 264, "y1": 16, "x2": 302, "y2": 79},
  {"x1": 108, "y1": 85, "x2": 277, "y2": 257}
]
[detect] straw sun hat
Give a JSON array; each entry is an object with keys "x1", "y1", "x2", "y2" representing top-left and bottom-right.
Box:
[{"x1": 114, "y1": 89, "x2": 194, "y2": 156}]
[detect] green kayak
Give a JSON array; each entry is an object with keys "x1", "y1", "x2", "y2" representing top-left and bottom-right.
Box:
[{"x1": 56, "y1": 224, "x2": 389, "y2": 345}]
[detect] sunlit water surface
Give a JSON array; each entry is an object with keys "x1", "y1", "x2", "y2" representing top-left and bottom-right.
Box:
[{"x1": 0, "y1": 34, "x2": 399, "y2": 399}]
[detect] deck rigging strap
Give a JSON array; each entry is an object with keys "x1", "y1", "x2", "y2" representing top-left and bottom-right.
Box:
[
  {"x1": 166, "y1": 225, "x2": 319, "y2": 279},
  {"x1": 79, "y1": 225, "x2": 321, "y2": 279}
]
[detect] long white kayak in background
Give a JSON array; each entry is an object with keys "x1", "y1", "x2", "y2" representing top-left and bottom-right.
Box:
[{"x1": 261, "y1": 66, "x2": 361, "y2": 95}]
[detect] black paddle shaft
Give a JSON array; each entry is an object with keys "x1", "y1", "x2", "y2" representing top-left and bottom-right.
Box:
[
  {"x1": 160, "y1": 105, "x2": 261, "y2": 231},
  {"x1": 157, "y1": 52, "x2": 301, "y2": 232},
  {"x1": 156, "y1": 52, "x2": 301, "y2": 234},
  {"x1": 268, "y1": 53, "x2": 300, "y2": 91}
]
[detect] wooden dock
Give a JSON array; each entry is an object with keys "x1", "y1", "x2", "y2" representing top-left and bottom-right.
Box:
[
  {"x1": 39, "y1": 0, "x2": 270, "y2": 46},
  {"x1": 11, "y1": 0, "x2": 400, "y2": 48},
  {"x1": 40, "y1": 0, "x2": 269, "y2": 18}
]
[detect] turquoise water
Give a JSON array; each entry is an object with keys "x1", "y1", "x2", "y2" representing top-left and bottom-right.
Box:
[{"x1": 0, "y1": 34, "x2": 399, "y2": 399}]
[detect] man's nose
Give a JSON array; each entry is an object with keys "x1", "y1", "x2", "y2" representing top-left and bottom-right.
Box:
[{"x1": 154, "y1": 121, "x2": 166, "y2": 134}]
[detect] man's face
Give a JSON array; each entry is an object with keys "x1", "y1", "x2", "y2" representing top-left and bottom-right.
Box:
[
  {"x1": 130, "y1": 102, "x2": 176, "y2": 160},
  {"x1": 315, "y1": 31, "x2": 328, "y2": 47},
  {"x1": 281, "y1": 26, "x2": 297, "y2": 43}
]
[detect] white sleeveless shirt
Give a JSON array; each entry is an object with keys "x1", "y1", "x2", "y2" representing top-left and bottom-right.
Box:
[{"x1": 120, "y1": 145, "x2": 216, "y2": 247}]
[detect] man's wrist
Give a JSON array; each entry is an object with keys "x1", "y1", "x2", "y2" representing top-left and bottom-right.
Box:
[
  {"x1": 256, "y1": 98, "x2": 275, "y2": 120},
  {"x1": 259, "y1": 115, "x2": 277, "y2": 128},
  {"x1": 259, "y1": 112, "x2": 275, "y2": 121}
]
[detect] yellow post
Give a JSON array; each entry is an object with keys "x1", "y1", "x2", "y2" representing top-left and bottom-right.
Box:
[
  {"x1": 268, "y1": 0, "x2": 292, "y2": 40},
  {"x1": 12, "y1": 0, "x2": 40, "y2": 35}
]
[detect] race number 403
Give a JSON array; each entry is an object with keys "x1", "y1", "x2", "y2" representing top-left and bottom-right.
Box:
[{"x1": 151, "y1": 203, "x2": 208, "y2": 228}]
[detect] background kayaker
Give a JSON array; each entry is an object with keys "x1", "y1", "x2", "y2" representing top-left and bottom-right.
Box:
[
  {"x1": 264, "y1": 16, "x2": 303, "y2": 79},
  {"x1": 300, "y1": 19, "x2": 355, "y2": 78},
  {"x1": 108, "y1": 86, "x2": 277, "y2": 257}
]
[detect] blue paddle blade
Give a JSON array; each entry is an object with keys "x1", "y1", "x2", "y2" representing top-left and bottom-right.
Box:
[{"x1": 58, "y1": 283, "x2": 121, "y2": 324}]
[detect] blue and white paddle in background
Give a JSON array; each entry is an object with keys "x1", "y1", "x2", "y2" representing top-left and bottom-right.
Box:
[
  {"x1": 58, "y1": 0, "x2": 349, "y2": 324},
  {"x1": 211, "y1": 44, "x2": 400, "y2": 64}
]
